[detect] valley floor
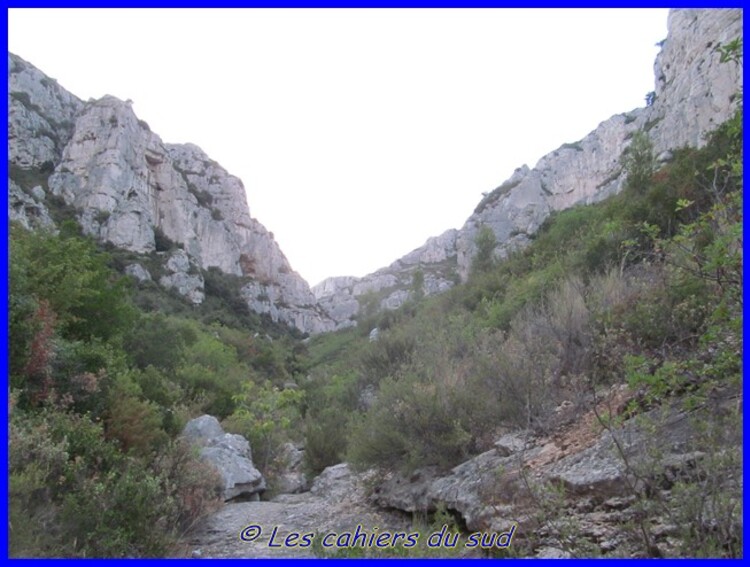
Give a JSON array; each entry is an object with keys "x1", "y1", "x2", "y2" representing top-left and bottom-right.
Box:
[{"x1": 185, "y1": 470, "x2": 413, "y2": 558}]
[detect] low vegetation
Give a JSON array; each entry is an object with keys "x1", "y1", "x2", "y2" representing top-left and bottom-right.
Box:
[
  {"x1": 9, "y1": 220, "x2": 307, "y2": 557},
  {"x1": 302, "y1": 107, "x2": 742, "y2": 556}
]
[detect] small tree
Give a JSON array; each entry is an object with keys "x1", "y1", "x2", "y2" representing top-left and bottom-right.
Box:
[
  {"x1": 623, "y1": 130, "x2": 655, "y2": 193},
  {"x1": 472, "y1": 226, "x2": 497, "y2": 275},
  {"x1": 411, "y1": 269, "x2": 425, "y2": 301}
]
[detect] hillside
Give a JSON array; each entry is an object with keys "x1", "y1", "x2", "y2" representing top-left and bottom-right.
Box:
[{"x1": 313, "y1": 8, "x2": 742, "y2": 330}]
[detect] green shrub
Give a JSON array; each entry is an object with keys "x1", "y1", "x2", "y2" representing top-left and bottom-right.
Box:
[
  {"x1": 358, "y1": 328, "x2": 416, "y2": 387},
  {"x1": 304, "y1": 407, "x2": 350, "y2": 474},
  {"x1": 105, "y1": 373, "x2": 169, "y2": 457},
  {"x1": 471, "y1": 226, "x2": 497, "y2": 275},
  {"x1": 348, "y1": 374, "x2": 471, "y2": 472},
  {"x1": 10, "y1": 225, "x2": 136, "y2": 343},
  {"x1": 150, "y1": 440, "x2": 223, "y2": 533},
  {"x1": 10, "y1": 404, "x2": 221, "y2": 558},
  {"x1": 302, "y1": 372, "x2": 360, "y2": 474},
  {"x1": 124, "y1": 313, "x2": 197, "y2": 373},
  {"x1": 225, "y1": 380, "x2": 304, "y2": 473}
]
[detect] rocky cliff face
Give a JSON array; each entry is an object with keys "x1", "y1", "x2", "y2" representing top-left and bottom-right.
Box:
[
  {"x1": 313, "y1": 229, "x2": 459, "y2": 329},
  {"x1": 8, "y1": 10, "x2": 741, "y2": 334},
  {"x1": 8, "y1": 53, "x2": 337, "y2": 334},
  {"x1": 315, "y1": 8, "x2": 742, "y2": 330}
]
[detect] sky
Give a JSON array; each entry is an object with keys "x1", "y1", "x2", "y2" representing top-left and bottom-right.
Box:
[{"x1": 8, "y1": 8, "x2": 670, "y2": 287}]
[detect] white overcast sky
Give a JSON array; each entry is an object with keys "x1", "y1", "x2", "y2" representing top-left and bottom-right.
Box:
[{"x1": 8, "y1": 8, "x2": 669, "y2": 287}]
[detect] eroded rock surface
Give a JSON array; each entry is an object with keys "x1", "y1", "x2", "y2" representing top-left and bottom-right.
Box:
[
  {"x1": 371, "y1": 389, "x2": 741, "y2": 557},
  {"x1": 187, "y1": 463, "x2": 411, "y2": 558}
]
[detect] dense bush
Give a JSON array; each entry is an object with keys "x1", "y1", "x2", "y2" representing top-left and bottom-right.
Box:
[
  {"x1": 9, "y1": 223, "x2": 304, "y2": 557},
  {"x1": 301, "y1": 372, "x2": 359, "y2": 474},
  {"x1": 224, "y1": 379, "x2": 304, "y2": 473},
  {"x1": 9, "y1": 404, "x2": 222, "y2": 557}
]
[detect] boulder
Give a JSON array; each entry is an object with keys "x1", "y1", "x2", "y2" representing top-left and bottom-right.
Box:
[
  {"x1": 182, "y1": 414, "x2": 225, "y2": 442},
  {"x1": 274, "y1": 442, "x2": 309, "y2": 495},
  {"x1": 124, "y1": 263, "x2": 151, "y2": 282},
  {"x1": 158, "y1": 249, "x2": 205, "y2": 304},
  {"x1": 309, "y1": 463, "x2": 355, "y2": 501},
  {"x1": 182, "y1": 415, "x2": 266, "y2": 501}
]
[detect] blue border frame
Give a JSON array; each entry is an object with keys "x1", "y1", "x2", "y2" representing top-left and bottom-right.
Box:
[
  {"x1": 3, "y1": 1, "x2": 746, "y2": 563},
  {"x1": 3, "y1": 1, "x2": 748, "y2": 7}
]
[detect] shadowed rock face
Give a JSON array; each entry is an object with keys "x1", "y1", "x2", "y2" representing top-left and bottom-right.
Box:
[
  {"x1": 8, "y1": 53, "x2": 337, "y2": 334},
  {"x1": 313, "y1": 8, "x2": 742, "y2": 329}
]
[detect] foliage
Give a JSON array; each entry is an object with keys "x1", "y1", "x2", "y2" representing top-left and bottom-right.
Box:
[
  {"x1": 225, "y1": 380, "x2": 304, "y2": 473},
  {"x1": 9, "y1": 221, "x2": 303, "y2": 557},
  {"x1": 622, "y1": 130, "x2": 655, "y2": 193},
  {"x1": 9, "y1": 406, "x2": 221, "y2": 558},
  {"x1": 348, "y1": 373, "x2": 473, "y2": 471},
  {"x1": 471, "y1": 225, "x2": 497, "y2": 275},
  {"x1": 302, "y1": 372, "x2": 359, "y2": 474},
  {"x1": 10, "y1": 225, "x2": 136, "y2": 344},
  {"x1": 411, "y1": 268, "x2": 425, "y2": 301},
  {"x1": 357, "y1": 326, "x2": 416, "y2": 387}
]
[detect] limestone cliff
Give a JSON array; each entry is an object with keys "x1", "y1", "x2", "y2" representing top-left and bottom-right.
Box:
[
  {"x1": 315, "y1": 8, "x2": 742, "y2": 329},
  {"x1": 7, "y1": 9, "x2": 741, "y2": 334},
  {"x1": 8, "y1": 53, "x2": 336, "y2": 334}
]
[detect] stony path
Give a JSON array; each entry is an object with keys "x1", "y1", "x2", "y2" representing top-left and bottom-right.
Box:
[{"x1": 186, "y1": 467, "x2": 412, "y2": 558}]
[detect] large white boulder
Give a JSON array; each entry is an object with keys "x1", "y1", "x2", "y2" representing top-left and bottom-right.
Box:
[{"x1": 182, "y1": 415, "x2": 266, "y2": 501}]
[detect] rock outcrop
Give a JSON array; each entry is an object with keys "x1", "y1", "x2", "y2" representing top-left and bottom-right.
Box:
[
  {"x1": 273, "y1": 442, "x2": 309, "y2": 495},
  {"x1": 371, "y1": 391, "x2": 741, "y2": 557},
  {"x1": 8, "y1": 54, "x2": 82, "y2": 169},
  {"x1": 182, "y1": 415, "x2": 266, "y2": 501},
  {"x1": 188, "y1": 462, "x2": 412, "y2": 559},
  {"x1": 315, "y1": 8, "x2": 743, "y2": 328},
  {"x1": 312, "y1": 229, "x2": 460, "y2": 329},
  {"x1": 8, "y1": 53, "x2": 336, "y2": 335}
]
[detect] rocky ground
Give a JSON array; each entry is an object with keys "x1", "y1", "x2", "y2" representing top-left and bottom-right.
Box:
[
  {"x1": 184, "y1": 385, "x2": 741, "y2": 559},
  {"x1": 185, "y1": 464, "x2": 414, "y2": 558}
]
